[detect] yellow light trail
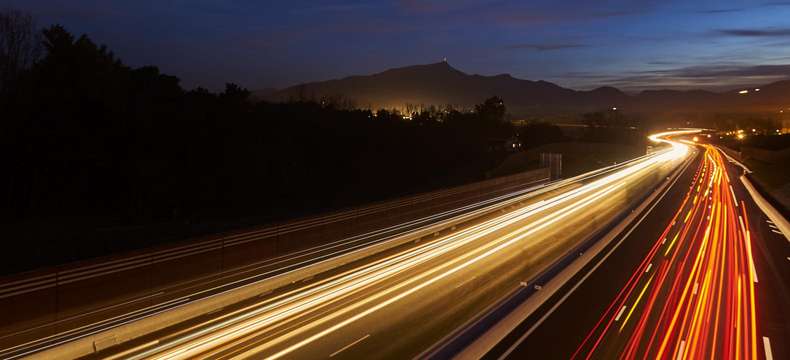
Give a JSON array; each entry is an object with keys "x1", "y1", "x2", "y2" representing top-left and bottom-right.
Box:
[{"x1": 112, "y1": 131, "x2": 694, "y2": 360}]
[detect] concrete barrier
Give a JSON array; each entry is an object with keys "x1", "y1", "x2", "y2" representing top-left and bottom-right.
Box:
[
  {"x1": 0, "y1": 169, "x2": 551, "y2": 353},
  {"x1": 26, "y1": 170, "x2": 557, "y2": 359}
]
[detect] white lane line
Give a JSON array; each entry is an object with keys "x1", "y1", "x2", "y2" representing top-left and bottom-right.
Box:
[
  {"x1": 614, "y1": 306, "x2": 627, "y2": 322},
  {"x1": 329, "y1": 334, "x2": 370, "y2": 357},
  {"x1": 645, "y1": 263, "x2": 652, "y2": 273},
  {"x1": 771, "y1": 229, "x2": 783, "y2": 235},
  {"x1": 763, "y1": 336, "x2": 774, "y2": 360},
  {"x1": 730, "y1": 185, "x2": 739, "y2": 206},
  {"x1": 692, "y1": 282, "x2": 698, "y2": 295},
  {"x1": 741, "y1": 175, "x2": 790, "y2": 243}
]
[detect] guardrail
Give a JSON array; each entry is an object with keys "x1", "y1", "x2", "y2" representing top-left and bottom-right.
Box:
[
  {"x1": 20, "y1": 170, "x2": 564, "y2": 359},
  {"x1": 0, "y1": 168, "x2": 550, "y2": 342},
  {"x1": 8, "y1": 152, "x2": 676, "y2": 359},
  {"x1": 0, "y1": 169, "x2": 549, "y2": 300}
]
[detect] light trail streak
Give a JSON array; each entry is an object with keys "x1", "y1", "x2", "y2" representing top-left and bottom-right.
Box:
[
  {"x1": 572, "y1": 139, "x2": 760, "y2": 360},
  {"x1": 97, "y1": 131, "x2": 691, "y2": 359}
]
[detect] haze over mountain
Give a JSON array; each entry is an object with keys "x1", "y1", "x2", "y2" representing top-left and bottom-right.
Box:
[{"x1": 263, "y1": 62, "x2": 790, "y2": 117}]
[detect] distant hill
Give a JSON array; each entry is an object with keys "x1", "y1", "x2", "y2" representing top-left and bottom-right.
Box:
[{"x1": 259, "y1": 62, "x2": 788, "y2": 116}]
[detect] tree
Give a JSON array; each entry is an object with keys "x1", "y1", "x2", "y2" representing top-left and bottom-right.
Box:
[
  {"x1": 475, "y1": 96, "x2": 506, "y2": 123},
  {"x1": 0, "y1": 8, "x2": 41, "y2": 95}
]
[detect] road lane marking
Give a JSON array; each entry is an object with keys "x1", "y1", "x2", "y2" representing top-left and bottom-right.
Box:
[
  {"x1": 692, "y1": 282, "x2": 698, "y2": 295},
  {"x1": 730, "y1": 185, "x2": 738, "y2": 206},
  {"x1": 645, "y1": 263, "x2": 652, "y2": 273},
  {"x1": 771, "y1": 229, "x2": 783, "y2": 235},
  {"x1": 614, "y1": 306, "x2": 627, "y2": 321},
  {"x1": 740, "y1": 175, "x2": 790, "y2": 243},
  {"x1": 329, "y1": 334, "x2": 370, "y2": 357},
  {"x1": 762, "y1": 337, "x2": 773, "y2": 360}
]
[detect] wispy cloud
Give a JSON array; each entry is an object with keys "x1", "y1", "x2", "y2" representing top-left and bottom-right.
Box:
[
  {"x1": 505, "y1": 43, "x2": 586, "y2": 51},
  {"x1": 696, "y1": 8, "x2": 744, "y2": 14},
  {"x1": 600, "y1": 63, "x2": 790, "y2": 90},
  {"x1": 716, "y1": 28, "x2": 790, "y2": 37},
  {"x1": 396, "y1": 0, "x2": 499, "y2": 14}
]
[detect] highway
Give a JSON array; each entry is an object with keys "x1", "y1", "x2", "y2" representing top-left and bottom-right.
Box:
[
  {"x1": 8, "y1": 130, "x2": 784, "y2": 359},
  {"x1": 0, "y1": 133, "x2": 692, "y2": 358},
  {"x1": 493, "y1": 142, "x2": 789, "y2": 359}
]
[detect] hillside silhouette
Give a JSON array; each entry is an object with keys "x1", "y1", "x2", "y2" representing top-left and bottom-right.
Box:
[{"x1": 265, "y1": 62, "x2": 790, "y2": 116}]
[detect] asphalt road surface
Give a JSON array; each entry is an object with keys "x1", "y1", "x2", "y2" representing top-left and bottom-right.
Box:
[
  {"x1": 69, "y1": 137, "x2": 686, "y2": 359},
  {"x1": 494, "y1": 143, "x2": 789, "y2": 360}
]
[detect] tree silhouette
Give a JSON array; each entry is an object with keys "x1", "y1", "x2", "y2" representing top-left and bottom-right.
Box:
[
  {"x1": 0, "y1": 8, "x2": 40, "y2": 96},
  {"x1": 1, "y1": 21, "x2": 524, "y2": 273}
]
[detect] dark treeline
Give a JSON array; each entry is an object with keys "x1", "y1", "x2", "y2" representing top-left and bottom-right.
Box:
[
  {"x1": 1, "y1": 23, "x2": 520, "y2": 225},
  {"x1": 0, "y1": 20, "x2": 525, "y2": 269},
  {"x1": 0, "y1": 13, "x2": 645, "y2": 272},
  {"x1": 580, "y1": 109, "x2": 646, "y2": 145}
]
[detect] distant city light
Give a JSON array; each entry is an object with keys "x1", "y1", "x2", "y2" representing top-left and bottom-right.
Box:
[
  {"x1": 754, "y1": 88, "x2": 760, "y2": 92},
  {"x1": 738, "y1": 90, "x2": 748, "y2": 94},
  {"x1": 612, "y1": 107, "x2": 617, "y2": 111},
  {"x1": 692, "y1": 136, "x2": 699, "y2": 142},
  {"x1": 737, "y1": 133, "x2": 745, "y2": 140},
  {"x1": 751, "y1": 128, "x2": 756, "y2": 132},
  {"x1": 706, "y1": 134, "x2": 711, "y2": 138}
]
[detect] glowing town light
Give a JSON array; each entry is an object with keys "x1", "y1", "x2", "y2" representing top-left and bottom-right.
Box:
[{"x1": 738, "y1": 90, "x2": 749, "y2": 94}]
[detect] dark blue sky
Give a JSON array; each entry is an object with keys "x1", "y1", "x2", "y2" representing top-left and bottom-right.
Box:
[{"x1": 8, "y1": 0, "x2": 790, "y2": 92}]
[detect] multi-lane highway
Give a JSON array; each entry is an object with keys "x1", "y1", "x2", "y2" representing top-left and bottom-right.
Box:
[
  {"x1": 85, "y1": 143, "x2": 685, "y2": 359},
  {"x1": 493, "y1": 141, "x2": 789, "y2": 359},
  {"x1": 2, "y1": 132, "x2": 692, "y2": 359},
  {"x1": 3, "y1": 130, "x2": 786, "y2": 359}
]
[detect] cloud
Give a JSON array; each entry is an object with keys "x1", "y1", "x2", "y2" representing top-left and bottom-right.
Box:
[
  {"x1": 697, "y1": 8, "x2": 744, "y2": 14},
  {"x1": 505, "y1": 43, "x2": 586, "y2": 51},
  {"x1": 716, "y1": 28, "x2": 790, "y2": 37},
  {"x1": 396, "y1": 0, "x2": 498, "y2": 14},
  {"x1": 599, "y1": 63, "x2": 790, "y2": 90}
]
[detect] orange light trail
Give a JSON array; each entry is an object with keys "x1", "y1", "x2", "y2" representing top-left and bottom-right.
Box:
[{"x1": 572, "y1": 143, "x2": 760, "y2": 360}]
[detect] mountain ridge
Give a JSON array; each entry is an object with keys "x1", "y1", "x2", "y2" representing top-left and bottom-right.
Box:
[{"x1": 261, "y1": 62, "x2": 788, "y2": 116}]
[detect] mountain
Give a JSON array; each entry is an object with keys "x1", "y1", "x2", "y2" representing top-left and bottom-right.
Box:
[{"x1": 260, "y1": 62, "x2": 788, "y2": 116}]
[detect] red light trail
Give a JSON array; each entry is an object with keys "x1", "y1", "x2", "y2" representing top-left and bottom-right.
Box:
[{"x1": 572, "y1": 144, "x2": 760, "y2": 360}]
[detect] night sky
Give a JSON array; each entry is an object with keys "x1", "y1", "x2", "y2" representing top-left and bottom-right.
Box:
[{"x1": 9, "y1": 0, "x2": 790, "y2": 92}]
